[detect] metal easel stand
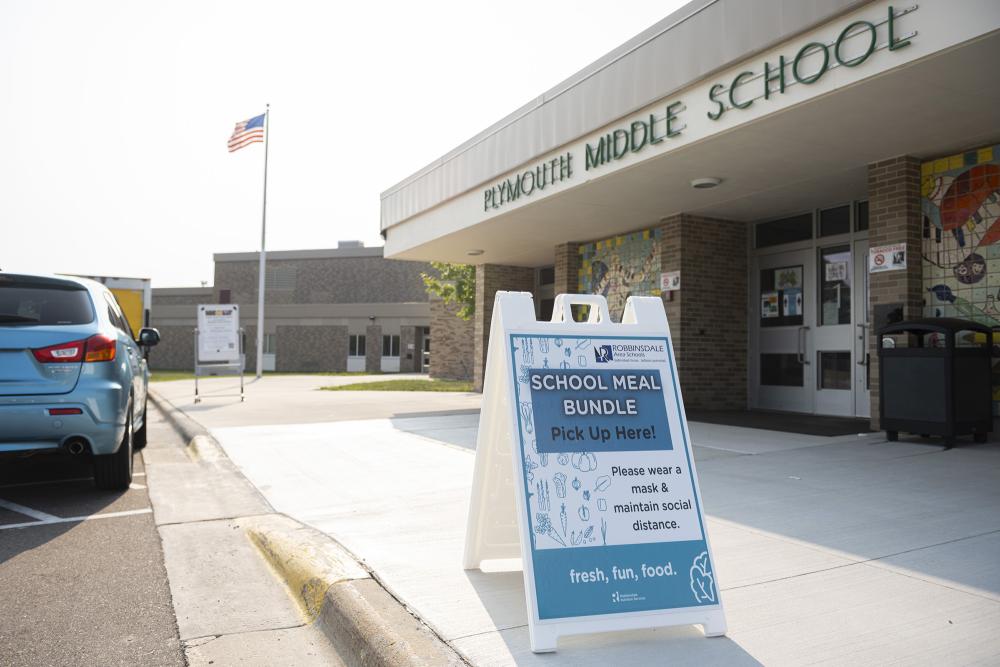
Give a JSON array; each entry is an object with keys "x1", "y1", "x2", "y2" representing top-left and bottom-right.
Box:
[{"x1": 193, "y1": 327, "x2": 246, "y2": 404}]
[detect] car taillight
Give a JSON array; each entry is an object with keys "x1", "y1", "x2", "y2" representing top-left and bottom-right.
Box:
[
  {"x1": 32, "y1": 339, "x2": 85, "y2": 363},
  {"x1": 49, "y1": 407, "x2": 83, "y2": 415},
  {"x1": 83, "y1": 334, "x2": 116, "y2": 362},
  {"x1": 32, "y1": 334, "x2": 116, "y2": 364}
]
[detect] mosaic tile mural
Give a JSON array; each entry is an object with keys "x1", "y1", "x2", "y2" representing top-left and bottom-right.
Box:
[
  {"x1": 921, "y1": 143, "x2": 1000, "y2": 411},
  {"x1": 578, "y1": 228, "x2": 662, "y2": 321}
]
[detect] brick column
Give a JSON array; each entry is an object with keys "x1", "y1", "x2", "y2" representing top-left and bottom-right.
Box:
[
  {"x1": 365, "y1": 324, "x2": 382, "y2": 373},
  {"x1": 553, "y1": 242, "x2": 581, "y2": 295},
  {"x1": 474, "y1": 264, "x2": 535, "y2": 392},
  {"x1": 399, "y1": 325, "x2": 418, "y2": 373},
  {"x1": 430, "y1": 297, "x2": 473, "y2": 380},
  {"x1": 659, "y1": 214, "x2": 748, "y2": 410},
  {"x1": 867, "y1": 156, "x2": 923, "y2": 428}
]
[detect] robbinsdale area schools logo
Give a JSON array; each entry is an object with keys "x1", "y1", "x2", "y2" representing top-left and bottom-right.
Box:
[{"x1": 594, "y1": 345, "x2": 614, "y2": 363}]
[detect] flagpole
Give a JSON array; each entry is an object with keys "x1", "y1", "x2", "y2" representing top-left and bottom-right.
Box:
[{"x1": 255, "y1": 104, "x2": 269, "y2": 379}]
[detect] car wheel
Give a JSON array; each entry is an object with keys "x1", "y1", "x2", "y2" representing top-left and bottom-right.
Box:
[
  {"x1": 134, "y1": 397, "x2": 148, "y2": 450},
  {"x1": 94, "y1": 398, "x2": 134, "y2": 491}
]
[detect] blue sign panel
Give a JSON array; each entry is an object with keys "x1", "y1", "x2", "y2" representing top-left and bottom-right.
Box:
[{"x1": 509, "y1": 333, "x2": 718, "y2": 621}]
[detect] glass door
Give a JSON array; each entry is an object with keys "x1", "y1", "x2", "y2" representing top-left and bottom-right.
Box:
[
  {"x1": 814, "y1": 244, "x2": 854, "y2": 416},
  {"x1": 754, "y1": 249, "x2": 815, "y2": 413}
]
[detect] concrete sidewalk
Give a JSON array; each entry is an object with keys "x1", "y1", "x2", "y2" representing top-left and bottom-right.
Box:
[{"x1": 160, "y1": 377, "x2": 1000, "y2": 664}]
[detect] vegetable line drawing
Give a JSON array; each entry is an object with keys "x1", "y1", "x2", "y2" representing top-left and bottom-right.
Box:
[
  {"x1": 571, "y1": 452, "x2": 598, "y2": 472},
  {"x1": 539, "y1": 452, "x2": 549, "y2": 467},
  {"x1": 564, "y1": 347, "x2": 571, "y2": 358},
  {"x1": 534, "y1": 512, "x2": 551, "y2": 535},
  {"x1": 597, "y1": 498, "x2": 607, "y2": 512},
  {"x1": 583, "y1": 526, "x2": 594, "y2": 541},
  {"x1": 690, "y1": 552, "x2": 716, "y2": 603},
  {"x1": 574, "y1": 338, "x2": 592, "y2": 350},
  {"x1": 553, "y1": 472, "x2": 567, "y2": 498},
  {"x1": 557, "y1": 453, "x2": 569, "y2": 466},
  {"x1": 535, "y1": 480, "x2": 551, "y2": 511},
  {"x1": 545, "y1": 526, "x2": 566, "y2": 546},
  {"x1": 520, "y1": 338, "x2": 534, "y2": 365},
  {"x1": 524, "y1": 455, "x2": 538, "y2": 483},
  {"x1": 595, "y1": 475, "x2": 611, "y2": 492},
  {"x1": 600, "y1": 518, "x2": 608, "y2": 545},
  {"x1": 539, "y1": 338, "x2": 550, "y2": 354},
  {"x1": 554, "y1": 338, "x2": 563, "y2": 348},
  {"x1": 560, "y1": 503, "x2": 568, "y2": 537},
  {"x1": 582, "y1": 490, "x2": 590, "y2": 501},
  {"x1": 518, "y1": 365, "x2": 530, "y2": 385},
  {"x1": 577, "y1": 355, "x2": 588, "y2": 367},
  {"x1": 520, "y1": 402, "x2": 533, "y2": 434},
  {"x1": 571, "y1": 476, "x2": 581, "y2": 491},
  {"x1": 578, "y1": 504, "x2": 590, "y2": 521}
]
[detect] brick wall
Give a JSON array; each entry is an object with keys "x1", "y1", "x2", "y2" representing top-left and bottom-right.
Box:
[
  {"x1": 867, "y1": 155, "x2": 923, "y2": 427},
  {"x1": 365, "y1": 324, "x2": 382, "y2": 373},
  {"x1": 275, "y1": 325, "x2": 347, "y2": 372},
  {"x1": 430, "y1": 298, "x2": 473, "y2": 381},
  {"x1": 664, "y1": 214, "x2": 749, "y2": 410},
  {"x1": 148, "y1": 325, "x2": 194, "y2": 370},
  {"x1": 215, "y1": 255, "x2": 430, "y2": 306},
  {"x1": 474, "y1": 264, "x2": 535, "y2": 391},
  {"x1": 553, "y1": 242, "x2": 581, "y2": 296}
]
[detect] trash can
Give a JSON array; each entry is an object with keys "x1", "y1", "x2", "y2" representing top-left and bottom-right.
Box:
[{"x1": 878, "y1": 318, "x2": 992, "y2": 447}]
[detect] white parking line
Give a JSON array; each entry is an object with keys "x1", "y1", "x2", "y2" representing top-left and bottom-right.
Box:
[
  {"x1": 0, "y1": 508, "x2": 153, "y2": 531},
  {"x1": 0, "y1": 498, "x2": 59, "y2": 521}
]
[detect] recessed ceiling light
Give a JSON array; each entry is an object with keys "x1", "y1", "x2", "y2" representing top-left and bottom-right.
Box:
[
  {"x1": 691, "y1": 177, "x2": 722, "y2": 189},
  {"x1": 466, "y1": 249, "x2": 485, "y2": 256}
]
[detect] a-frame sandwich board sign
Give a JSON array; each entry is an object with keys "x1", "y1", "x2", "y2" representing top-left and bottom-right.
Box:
[{"x1": 464, "y1": 292, "x2": 726, "y2": 653}]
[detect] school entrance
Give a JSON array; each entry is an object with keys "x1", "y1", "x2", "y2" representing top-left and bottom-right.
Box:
[{"x1": 750, "y1": 202, "x2": 871, "y2": 418}]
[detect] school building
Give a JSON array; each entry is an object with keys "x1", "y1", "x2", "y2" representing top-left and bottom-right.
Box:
[{"x1": 380, "y1": 0, "x2": 1000, "y2": 425}]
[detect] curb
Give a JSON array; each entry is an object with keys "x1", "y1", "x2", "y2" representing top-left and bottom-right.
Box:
[
  {"x1": 244, "y1": 515, "x2": 467, "y2": 667},
  {"x1": 149, "y1": 389, "x2": 468, "y2": 667}
]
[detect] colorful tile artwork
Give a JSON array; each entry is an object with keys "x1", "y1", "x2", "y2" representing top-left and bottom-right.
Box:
[
  {"x1": 921, "y1": 143, "x2": 1000, "y2": 411},
  {"x1": 577, "y1": 228, "x2": 662, "y2": 321}
]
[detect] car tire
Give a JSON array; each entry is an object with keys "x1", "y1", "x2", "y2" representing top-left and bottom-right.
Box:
[
  {"x1": 134, "y1": 397, "x2": 148, "y2": 450},
  {"x1": 94, "y1": 398, "x2": 134, "y2": 491}
]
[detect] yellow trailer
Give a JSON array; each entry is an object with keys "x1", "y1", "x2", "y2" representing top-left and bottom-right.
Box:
[{"x1": 74, "y1": 275, "x2": 152, "y2": 337}]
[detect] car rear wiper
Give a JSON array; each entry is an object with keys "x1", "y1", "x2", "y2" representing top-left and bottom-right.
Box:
[{"x1": 0, "y1": 313, "x2": 40, "y2": 323}]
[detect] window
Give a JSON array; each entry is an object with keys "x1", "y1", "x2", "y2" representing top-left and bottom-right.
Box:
[
  {"x1": 0, "y1": 282, "x2": 94, "y2": 326},
  {"x1": 537, "y1": 266, "x2": 555, "y2": 286},
  {"x1": 104, "y1": 293, "x2": 130, "y2": 335},
  {"x1": 855, "y1": 201, "x2": 869, "y2": 232},
  {"x1": 349, "y1": 334, "x2": 366, "y2": 357},
  {"x1": 382, "y1": 334, "x2": 400, "y2": 357},
  {"x1": 756, "y1": 213, "x2": 813, "y2": 248},
  {"x1": 819, "y1": 245, "x2": 851, "y2": 326},
  {"x1": 818, "y1": 351, "x2": 851, "y2": 390},
  {"x1": 263, "y1": 333, "x2": 276, "y2": 355},
  {"x1": 265, "y1": 266, "x2": 296, "y2": 290},
  {"x1": 759, "y1": 265, "x2": 804, "y2": 328},
  {"x1": 219, "y1": 289, "x2": 232, "y2": 304},
  {"x1": 760, "y1": 354, "x2": 803, "y2": 386},
  {"x1": 819, "y1": 205, "x2": 850, "y2": 237}
]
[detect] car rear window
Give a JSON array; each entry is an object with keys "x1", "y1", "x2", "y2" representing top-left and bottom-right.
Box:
[{"x1": 0, "y1": 284, "x2": 95, "y2": 325}]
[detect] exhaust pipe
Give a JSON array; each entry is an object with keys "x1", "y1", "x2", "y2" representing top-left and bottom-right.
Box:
[{"x1": 65, "y1": 438, "x2": 87, "y2": 455}]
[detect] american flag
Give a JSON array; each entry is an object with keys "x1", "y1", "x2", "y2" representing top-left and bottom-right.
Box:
[{"x1": 228, "y1": 113, "x2": 265, "y2": 152}]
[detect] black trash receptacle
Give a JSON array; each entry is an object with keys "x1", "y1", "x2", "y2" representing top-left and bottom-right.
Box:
[{"x1": 878, "y1": 318, "x2": 992, "y2": 447}]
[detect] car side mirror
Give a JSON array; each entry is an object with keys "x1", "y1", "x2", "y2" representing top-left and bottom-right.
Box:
[{"x1": 138, "y1": 327, "x2": 161, "y2": 347}]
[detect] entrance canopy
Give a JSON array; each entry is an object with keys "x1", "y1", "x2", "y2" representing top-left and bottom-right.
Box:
[{"x1": 381, "y1": 1, "x2": 1000, "y2": 267}]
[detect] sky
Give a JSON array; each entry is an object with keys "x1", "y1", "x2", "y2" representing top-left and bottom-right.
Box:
[{"x1": 0, "y1": 1, "x2": 685, "y2": 288}]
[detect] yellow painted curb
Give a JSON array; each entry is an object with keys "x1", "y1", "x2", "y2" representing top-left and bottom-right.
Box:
[{"x1": 244, "y1": 515, "x2": 369, "y2": 622}]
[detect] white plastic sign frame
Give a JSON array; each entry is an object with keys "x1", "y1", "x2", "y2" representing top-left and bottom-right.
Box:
[
  {"x1": 464, "y1": 292, "x2": 725, "y2": 652},
  {"x1": 196, "y1": 304, "x2": 241, "y2": 363}
]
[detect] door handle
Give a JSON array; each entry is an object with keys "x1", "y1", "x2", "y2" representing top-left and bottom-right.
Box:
[
  {"x1": 856, "y1": 322, "x2": 869, "y2": 365},
  {"x1": 797, "y1": 326, "x2": 811, "y2": 365}
]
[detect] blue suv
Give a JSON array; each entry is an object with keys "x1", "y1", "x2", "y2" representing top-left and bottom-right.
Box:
[{"x1": 0, "y1": 273, "x2": 160, "y2": 490}]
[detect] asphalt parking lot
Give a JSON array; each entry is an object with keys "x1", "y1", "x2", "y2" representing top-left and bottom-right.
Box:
[{"x1": 0, "y1": 449, "x2": 183, "y2": 666}]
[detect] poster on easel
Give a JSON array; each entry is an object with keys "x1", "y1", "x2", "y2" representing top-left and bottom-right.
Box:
[{"x1": 464, "y1": 292, "x2": 725, "y2": 653}]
